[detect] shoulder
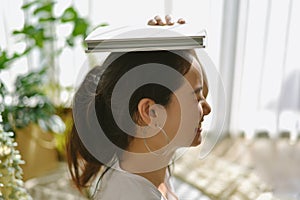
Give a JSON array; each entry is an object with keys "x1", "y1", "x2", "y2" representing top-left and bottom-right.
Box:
[{"x1": 93, "y1": 169, "x2": 163, "y2": 200}]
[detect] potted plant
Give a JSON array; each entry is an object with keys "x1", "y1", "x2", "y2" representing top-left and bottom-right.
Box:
[
  {"x1": 0, "y1": 66, "x2": 66, "y2": 180},
  {"x1": 0, "y1": 0, "x2": 93, "y2": 180}
]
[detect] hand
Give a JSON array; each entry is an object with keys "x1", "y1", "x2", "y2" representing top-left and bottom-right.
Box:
[{"x1": 147, "y1": 15, "x2": 186, "y2": 26}]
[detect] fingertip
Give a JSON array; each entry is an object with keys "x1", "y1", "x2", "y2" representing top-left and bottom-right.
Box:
[
  {"x1": 154, "y1": 15, "x2": 162, "y2": 21},
  {"x1": 165, "y1": 14, "x2": 174, "y2": 25},
  {"x1": 177, "y1": 18, "x2": 186, "y2": 24},
  {"x1": 147, "y1": 19, "x2": 157, "y2": 25},
  {"x1": 165, "y1": 14, "x2": 172, "y2": 21}
]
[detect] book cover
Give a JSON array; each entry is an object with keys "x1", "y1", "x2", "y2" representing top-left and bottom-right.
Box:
[{"x1": 85, "y1": 23, "x2": 206, "y2": 52}]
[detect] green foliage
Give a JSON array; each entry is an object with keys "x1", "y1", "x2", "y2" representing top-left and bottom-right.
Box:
[
  {"x1": 0, "y1": 80, "x2": 8, "y2": 98},
  {"x1": 0, "y1": 113, "x2": 32, "y2": 200},
  {"x1": 8, "y1": 0, "x2": 91, "y2": 55},
  {"x1": 0, "y1": 1, "x2": 97, "y2": 197},
  {"x1": 13, "y1": 25, "x2": 52, "y2": 48},
  {"x1": 0, "y1": 50, "x2": 27, "y2": 70},
  {"x1": 60, "y1": 7, "x2": 78, "y2": 23},
  {"x1": 1, "y1": 67, "x2": 65, "y2": 133},
  {"x1": 0, "y1": 0, "x2": 92, "y2": 134},
  {"x1": 60, "y1": 6, "x2": 90, "y2": 46}
]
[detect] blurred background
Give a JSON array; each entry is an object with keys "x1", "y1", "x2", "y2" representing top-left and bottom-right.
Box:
[{"x1": 0, "y1": 0, "x2": 299, "y2": 199}]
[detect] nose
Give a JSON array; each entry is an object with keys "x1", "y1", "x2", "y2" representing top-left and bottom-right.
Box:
[{"x1": 201, "y1": 99, "x2": 211, "y2": 117}]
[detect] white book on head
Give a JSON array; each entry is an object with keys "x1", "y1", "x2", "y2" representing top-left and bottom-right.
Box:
[{"x1": 85, "y1": 23, "x2": 206, "y2": 52}]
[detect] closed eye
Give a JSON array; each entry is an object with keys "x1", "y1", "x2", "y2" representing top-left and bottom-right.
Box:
[
  {"x1": 193, "y1": 87, "x2": 204, "y2": 102},
  {"x1": 193, "y1": 87, "x2": 203, "y2": 95}
]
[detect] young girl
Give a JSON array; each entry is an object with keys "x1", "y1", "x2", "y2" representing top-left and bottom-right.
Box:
[{"x1": 67, "y1": 49, "x2": 211, "y2": 200}]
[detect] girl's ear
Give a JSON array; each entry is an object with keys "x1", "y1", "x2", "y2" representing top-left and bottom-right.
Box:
[{"x1": 137, "y1": 98, "x2": 155, "y2": 125}]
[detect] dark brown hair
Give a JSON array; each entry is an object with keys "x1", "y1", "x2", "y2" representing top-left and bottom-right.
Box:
[{"x1": 66, "y1": 50, "x2": 196, "y2": 192}]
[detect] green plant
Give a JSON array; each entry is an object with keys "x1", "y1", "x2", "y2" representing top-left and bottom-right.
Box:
[
  {"x1": 1, "y1": 67, "x2": 64, "y2": 133},
  {"x1": 0, "y1": 0, "x2": 92, "y2": 135},
  {"x1": 0, "y1": 111, "x2": 32, "y2": 200}
]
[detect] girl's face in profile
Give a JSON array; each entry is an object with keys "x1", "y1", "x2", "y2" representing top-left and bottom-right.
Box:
[{"x1": 160, "y1": 59, "x2": 211, "y2": 148}]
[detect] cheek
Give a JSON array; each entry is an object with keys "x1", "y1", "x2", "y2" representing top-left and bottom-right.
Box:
[
  {"x1": 164, "y1": 98, "x2": 181, "y2": 138},
  {"x1": 163, "y1": 93, "x2": 200, "y2": 147},
  {"x1": 165, "y1": 99, "x2": 197, "y2": 134}
]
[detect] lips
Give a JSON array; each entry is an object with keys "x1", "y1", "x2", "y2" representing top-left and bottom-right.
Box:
[
  {"x1": 195, "y1": 126, "x2": 202, "y2": 134},
  {"x1": 198, "y1": 123, "x2": 202, "y2": 131},
  {"x1": 196, "y1": 121, "x2": 203, "y2": 135},
  {"x1": 197, "y1": 127, "x2": 202, "y2": 134},
  {"x1": 194, "y1": 127, "x2": 202, "y2": 144}
]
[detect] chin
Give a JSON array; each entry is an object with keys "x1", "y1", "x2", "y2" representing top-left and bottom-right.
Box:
[{"x1": 190, "y1": 133, "x2": 202, "y2": 147}]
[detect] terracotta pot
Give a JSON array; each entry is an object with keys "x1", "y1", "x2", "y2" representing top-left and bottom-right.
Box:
[{"x1": 16, "y1": 124, "x2": 59, "y2": 181}]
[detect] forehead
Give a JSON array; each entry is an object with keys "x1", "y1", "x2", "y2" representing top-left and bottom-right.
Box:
[{"x1": 184, "y1": 59, "x2": 203, "y2": 87}]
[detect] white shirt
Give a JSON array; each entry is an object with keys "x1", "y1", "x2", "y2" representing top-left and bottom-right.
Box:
[{"x1": 92, "y1": 162, "x2": 178, "y2": 200}]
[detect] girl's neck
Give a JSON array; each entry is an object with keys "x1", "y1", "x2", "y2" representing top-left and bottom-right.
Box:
[
  {"x1": 120, "y1": 137, "x2": 175, "y2": 187},
  {"x1": 135, "y1": 167, "x2": 168, "y2": 188},
  {"x1": 119, "y1": 153, "x2": 173, "y2": 188}
]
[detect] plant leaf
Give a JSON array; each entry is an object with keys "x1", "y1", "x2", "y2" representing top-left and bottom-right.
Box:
[
  {"x1": 0, "y1": 79, "x2": 8, "y2": 98},
  {"x1": 39, "y1": 17, "x2": 57, "y2": 22},
  {"x1": 0, "y1": 50, "x2": 10, "y2": 70},
  {"x1": 21, "y1": 0, "x2": 40, "y2": 10},
  {"x1": 60, "y1": 7, "x2": 78, "y2": 23},
  {"x1": 72, "y1": 18, "x2": 89, "y2": 37},
  {"x1": 92, "y1": 23, "x2": 109, "y2": 31},
  {"x1": 33, "y1": 2, "x2": 55, "y2": 16},
  {"x1": 0, "y1": 50, "x2": 25, "y2": 70}
]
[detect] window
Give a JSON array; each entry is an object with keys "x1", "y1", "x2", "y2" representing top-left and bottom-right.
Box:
[{"x1": 231, "y1": 0, "x2": 300, "y2": 141}]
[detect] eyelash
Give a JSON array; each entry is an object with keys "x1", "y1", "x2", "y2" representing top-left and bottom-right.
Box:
[
  {"x1": 196, "y1": 94, "x2": 204, "y2": 102},
  {"x1": 194, "y1": 89, "x2": 205, "y2": 102},
  {"x1": 197, "y1": 97, "x2": 204, "y2": 102}
]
